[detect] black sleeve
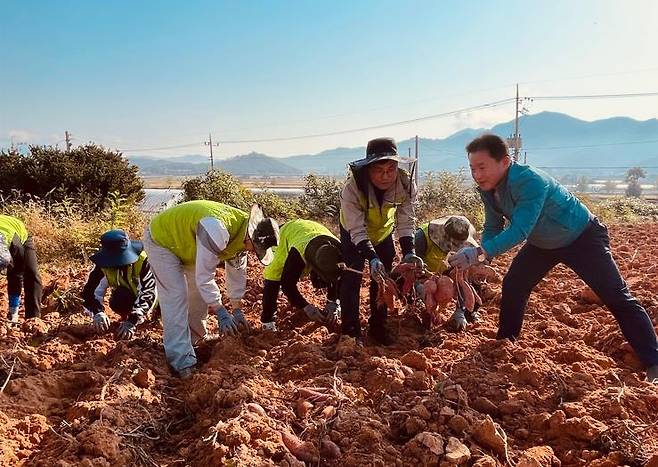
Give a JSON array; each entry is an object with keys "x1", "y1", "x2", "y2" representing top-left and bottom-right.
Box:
[
  {"x1": 81, "y1": 266, "x2": 105, "y2": 314},
  {"x1": 356, "y1": 239, "x2": 378, "y2": 261},
  {"x1": 399, "y1": 236, "x2": 415, "y2": 256},
  {"x1": 280, "y1": 248, "x2": 309, "y2": 309},
  {"x1": 261, "y1": 279, "x2": 281, "y2": 323},
  {"x1": 414, "y1": 229, "x2": 427, "y2": 259}
]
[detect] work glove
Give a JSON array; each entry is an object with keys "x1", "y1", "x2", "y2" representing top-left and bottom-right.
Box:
[
  {"x1": 303, "y1": 304, "x2": 326, "y2": 323},
  {"x1": 448, "y1": 308, "x2": 468, "y2": 332},
  {"x1": 116, "y1": 321, "x2": 136, "y2": 340},
  {"x1": 93, "y1": 311, "x2": 111, "y2": 333},
  {"x1": 214, "y1": 305, "x2": 238, "y2": 336},
  {"x1": 232, "y1": 308, "x2": 250, "y2": 332},
  {"x1": 402, "y1": 253, "x2": 424, "y2": 269},
  {"x1": 323, "y1": 300, "x2": 340, "y2": 326},
  {"x1": 261, "y1": 321, "x2": 278, "y2": 332},
  {"x1": 465, "y1": 309, "x2": 481, "y2": 324},
  {"x1": 448, "y1": 246, "x2": 480, "y2": 270},
  {"x1": 369, "y1": 258, "x2": 386, "y2": 281}
]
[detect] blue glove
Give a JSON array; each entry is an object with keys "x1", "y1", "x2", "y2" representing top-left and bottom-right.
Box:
[
  {"x1": 369, "y1": 258, "x2": 386, "y2": 281},
  {"x1": 116, "y1": 321, "x2": 136, "y2": 340},
  {"x1": 323, "y1": 300, "x2": 340, "y2": 326},
  {"x1": 232, "y1": 308, "x2": 250, "y2": 332},
  {"x1": 449, "y1": 308, "x2": 468, "y2": 331},
  {"x1": 402, "y1": 253, "x2": 424, "y2": 269},
  {"x1": 448, "y1": 247, "x2": 480, "y2": 269},
  {"x1": 214, "y1": 305, "x2": 238, "y2": 336},
  {"x1": 93, "y1": 312, "x2": 111, "y2": 333},
  {"x1": 304, "y1": 304, "x2": 325, "y2": 323}
]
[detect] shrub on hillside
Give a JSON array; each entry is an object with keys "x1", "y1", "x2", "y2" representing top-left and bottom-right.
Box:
[
  {"x1": 298, "y1": 174, "x2": 342, "y2": 222},
  {"x1": 0, "y1": 144, "x2": 144, "y2": 212},
  {"x1": 1, "y1": 194, "x2": 146, "y2": 264},
  {"x1": 181, "y1": 170, "x2": 302, "y2": 220},
  {"x1": 416, "y1": 171, "x2": 483, "y2": 228}
]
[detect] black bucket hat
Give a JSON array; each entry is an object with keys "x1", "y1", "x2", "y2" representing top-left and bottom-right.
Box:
[
  {"x1": 304, "y1": 235, "x2": 342, "y2": 285},
  {"x1": 350, "y1": 137, "x2": 402, "y2": 169},
  {"x1": 90, "y1": 229, "x2": 143, "y2": 268},
  {"x1": 247, "y1": 204, "x2": 279, "y2": 265}
]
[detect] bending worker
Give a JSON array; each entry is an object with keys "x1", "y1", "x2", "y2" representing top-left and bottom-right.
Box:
[
  {"x1": 415, "y1": 215, "x2": 480, "y2": 330},
  {"x1": 261, "y1": 219, "x2": 342, "y2": 331},
  {"x1": 81, "y1": 229, "x2": 158, "y2": 340},
  {"x1": 0, "y1": 214, "x2": 42, "y2": 323},
  {"x1": 450, "y1": 133, "x2": 658, "y2": 383},
  {"x1": 339, "y1": 137, "x2": 421, "y2": 346},
  {"x1": 143, "y1": 200, "x2": 279, "y2": 379}
]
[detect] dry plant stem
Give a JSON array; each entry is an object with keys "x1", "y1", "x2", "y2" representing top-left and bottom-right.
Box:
[{"x1": 0, "y1": 358, "x2": 16, "y2": 393}]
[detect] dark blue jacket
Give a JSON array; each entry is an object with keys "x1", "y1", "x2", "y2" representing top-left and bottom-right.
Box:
[{"x1": 480, "y1": 163, "x2": 592, "y2": 257}]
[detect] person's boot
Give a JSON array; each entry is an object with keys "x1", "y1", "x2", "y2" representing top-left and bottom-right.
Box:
[
  {"x1": 647, "y1": 365, "x2": 658, "y2": 384},
  {"x1": 6, "y1": 307, "x2": 19, "y2": 324},
  {"x1": 368, "y1": 323, "x2": 395, "y2": 346}
]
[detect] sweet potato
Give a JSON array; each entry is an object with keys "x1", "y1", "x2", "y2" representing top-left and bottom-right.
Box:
[
  {"x1": 435, "y1": 275, "x2": 454, "y2": 307},
  {"x1": 376, "y1": 277, "x2": 399, "y2": 312},
  {"x1": 281, "y1": 431, "x2": 320, "y2": 463}
]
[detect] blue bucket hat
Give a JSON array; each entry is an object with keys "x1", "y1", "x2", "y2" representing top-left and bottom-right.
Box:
[{"x1": 89, "y1": 229, "x2": 143, "y2": 268}]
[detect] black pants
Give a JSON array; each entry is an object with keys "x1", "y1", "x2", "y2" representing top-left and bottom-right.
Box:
[
  {"x1": 261, "y1": 248, "x2": 338, "y2": 323},
  {"x1": 498, "y1": 218, "x2": 658, "y2": 367},
  {"x1": 7, "y1": 236, "x2": 42, "y2": 319},
  {"x1": 339, "y1": 226, "x2": 395, "y2": 337}
]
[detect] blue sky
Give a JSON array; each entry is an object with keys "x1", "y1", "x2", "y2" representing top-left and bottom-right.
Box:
[{"x1": 1, "y1": 0, "x2": 657, "y2": 157}]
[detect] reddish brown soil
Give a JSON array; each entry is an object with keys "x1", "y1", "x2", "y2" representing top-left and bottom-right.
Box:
[{"x1": 1, "y1": 223, "x2": 658, "y2": 466}]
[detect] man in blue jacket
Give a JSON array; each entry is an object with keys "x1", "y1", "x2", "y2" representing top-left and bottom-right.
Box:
[{"x1": 449, "y1": 134, "x2": 658, "y2": 383}]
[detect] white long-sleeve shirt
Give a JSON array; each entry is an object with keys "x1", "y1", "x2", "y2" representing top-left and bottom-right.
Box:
[{"x1": 195, "y1": 217, "x2": 247, "y2": 308}]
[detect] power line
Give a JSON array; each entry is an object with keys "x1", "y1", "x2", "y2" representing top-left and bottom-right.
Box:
[
  {"x1": 119, "y1": 142, "x2": 204, "y2": 152},
  {"x1": 526, "y1": 138, "x2": 658, "y2": 151},
  {"x1": 216, "y1": 98, "x2": 515, "y2": 144},
  {"x1": 527, "y1": 91, "x2": 658, "y2": 100}
]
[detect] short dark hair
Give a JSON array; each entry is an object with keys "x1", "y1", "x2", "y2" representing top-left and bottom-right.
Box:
[{"x1": 466, "y1": 134, "x2": 509, "y2": 161}]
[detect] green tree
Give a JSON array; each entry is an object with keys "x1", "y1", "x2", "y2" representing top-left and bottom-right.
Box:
[
  {"x1": 625, "y1": 167, "x2": 646, "y2": 198},
  {"x1": 0, "y1": 144, "x2": 143, "y2": 212},
  {"x1": 298, "y1": 174, "x2": 342, "y2": 221}
]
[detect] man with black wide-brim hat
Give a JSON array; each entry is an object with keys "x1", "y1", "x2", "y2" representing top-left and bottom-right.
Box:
[
  {"x1": 81, "y1": 229, "x2": 158, "y2": 340},
  {"x1": 260, "y1": 219, "x2": 342, "y2": 331},
  {"x1": 339, "y1": 137, "x2": 421, "y2": 345},
  {"x1": 143, "y1": 200, "x2": 279, "y2": 378}
]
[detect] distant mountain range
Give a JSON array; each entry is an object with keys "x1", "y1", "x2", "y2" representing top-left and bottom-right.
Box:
[{"x1": 129, "y1": 111, "x2": 658, "y2": 178}]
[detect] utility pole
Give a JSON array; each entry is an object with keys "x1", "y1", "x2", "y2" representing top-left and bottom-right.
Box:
[
  {"x1": 65, "y1": 131, "x2": 72, "y2": 151},
  {"x1": 204, "y1": 133, "x2": 220, "y2": 171},
  {"x1": 414, "y1": 135, "x2": 419, "y2": 186},
  {"x1": 506, "y1": 84, "x2": 523, "y2": 161}
]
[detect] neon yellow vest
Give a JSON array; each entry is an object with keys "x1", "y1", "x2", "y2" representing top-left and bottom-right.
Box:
[
  {"x1": 149, "y1": 200, "x2": 249, "y2": 265},
  {"x1": 0, "y1": 215, "x2": 28, "y2": 247},
  {"x1": 263, "y1": 219, "x2": 337, "y2": 282},
  {"x1": 339, "y1": 170, "x2": 410, "y2": 246},
  {"x1": 101, "y1": 250, "x2": 147, "y2": 296},
  {"x1": 420, "y1": 223, "x2": 448, "y2": 274}
]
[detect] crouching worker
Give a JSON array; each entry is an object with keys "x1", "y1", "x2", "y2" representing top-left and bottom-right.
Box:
[
  {"x1": 143, "y1": 200, "x2": 279, "y2": 378},
  {"x1": 261, "y1": 219, "x2": 342, "y2": 331},
  {"x1": 81, "y1": 229, "x2": 157, "y2": 340},
  {"x1": 415, "y1": 215, "x2": 480, "y2": 330},
  {"x1": 339, "y1": 137, "x2": 420, "y2": 346},
  {"x1": 451, "y1": 133, "x2": 658, "y2": 383},
  {"x1": 0, "y1": 215, "x2": 42, "y2": 323}
]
